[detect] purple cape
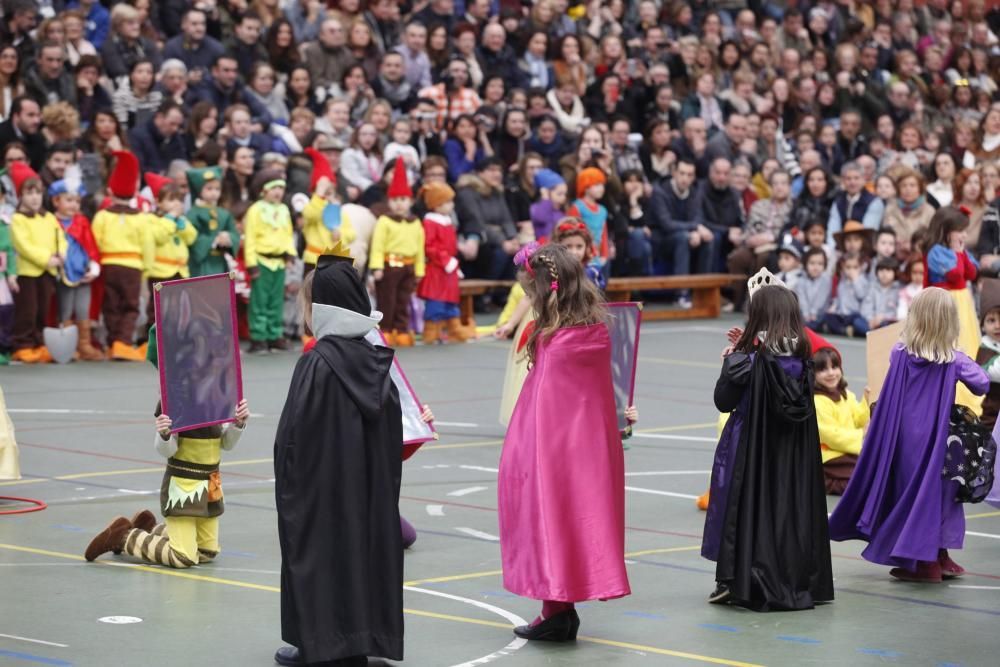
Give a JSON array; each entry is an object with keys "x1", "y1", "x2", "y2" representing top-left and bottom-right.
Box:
[{"x1": 829, "y1": 345, "x2": 989, "y2": 569}]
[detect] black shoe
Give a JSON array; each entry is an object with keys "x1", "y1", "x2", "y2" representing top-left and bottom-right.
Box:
[
  {"x1": 708, "y1": 582, "x2": 732, "y2": 604},
  {"x1": 249, "y1": 341, "x2": 268, "y2": 354},
  {"x1": 513, "y1": 610, "x2": 577, "y2": 641},
  {"x1": 274, "y1": 646, "x2": 304, "y2": 666},
  {"x1": 269, "y1": 338, "x2": 290, "y2": 351}
]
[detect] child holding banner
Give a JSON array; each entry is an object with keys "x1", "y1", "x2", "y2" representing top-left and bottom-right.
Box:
[
  {"x1": 498, "y1": 243, "x2": 630, "y2": 642},
  {"x1": 830, "y1": 287, "x2": 989, "y2": 582}
]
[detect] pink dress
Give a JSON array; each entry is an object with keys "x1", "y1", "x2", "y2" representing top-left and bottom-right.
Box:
[{"x1": 498, "y1": 323, "x2": 631, "y2": 602}]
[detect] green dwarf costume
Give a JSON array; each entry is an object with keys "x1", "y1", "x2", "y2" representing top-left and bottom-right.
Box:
[{"x1": 186, "y1": 167, "x2": 240, "y2": 277}]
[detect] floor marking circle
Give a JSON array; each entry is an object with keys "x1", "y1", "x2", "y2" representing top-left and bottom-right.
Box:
[
  {"x1": 405, "y1": 586, "x2": 527, "y2": 667},
  {"x1": 97, "y1": 616, "x2": 142, "y2": 624}
]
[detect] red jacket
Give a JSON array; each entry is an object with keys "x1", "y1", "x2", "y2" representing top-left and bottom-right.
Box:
[
  {"x1": 62, "y1": 213, "x2": 101, "y2": 262},
  {"x1": 416, "y1": 213, "x2": 460, "y2": 304}
]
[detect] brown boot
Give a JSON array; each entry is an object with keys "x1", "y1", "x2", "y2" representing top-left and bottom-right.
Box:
[
  {"x1": 423, "y1": 321, "x2": 442, "y2": 344},
  {"x1": 395, "y1": 331, "x2": 415, "y2": 347},
  {"x1": 445, "y1": 318, "x2": 469, "y2": 343},
  {"x1": 113, "y1": 510, "x2": 158, "y2": 554},
  {"x1": 76, "y1": 320, "x2": 104, "y2": 361},
  {"x1": 85, "y1": 517, "x2": 132, "y2": 561}
]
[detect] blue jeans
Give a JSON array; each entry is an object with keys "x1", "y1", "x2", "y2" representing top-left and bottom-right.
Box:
[
  {"x1": 665, "y1": 229, "x2": 715, "y2": 276},
  {"x1": 823, "y1": 313, "x2": 869, "y2": 337},
  {"x1": 626, "y1": 228, "x2": 653, "y2": 276}
]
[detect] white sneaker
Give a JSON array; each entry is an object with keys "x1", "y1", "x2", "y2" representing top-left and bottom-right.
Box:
[{"x1": 677, "y1": 296, "x2": 692, "y2": 309}]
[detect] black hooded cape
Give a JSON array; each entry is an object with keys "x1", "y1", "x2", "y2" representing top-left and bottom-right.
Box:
[
  {"x1": 714, "y1": 351, "x2": 834, "y2": 612},
  {"x1": 274, "y1": 334, "x2": 403, "y2": 662}
]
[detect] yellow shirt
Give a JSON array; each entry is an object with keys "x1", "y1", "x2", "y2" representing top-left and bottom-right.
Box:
[
  {"x1": 148, "y1": 214, "x2": 198, "y2": 279},
  {"x1": 301, "y1": 195, "x2": 356, "y2": 265},
  {"x1": 11, "y1": 211, "x2": 68, "y2": 278},
  {"x1": 243, "y1": 200, "x2": 297, "y2": 271},
  {"x1": 92, "y1": 209, "x2": 154, "y2": 271},
  {"x1": 368, "y1": 215, "x2": 425, "y2": 277},
  {"x1": 497, "y1": 283, "x2": 525, "y2": 327},
  {"x1": 815, "y1": 391, "x2": 870, "y2": 463}
]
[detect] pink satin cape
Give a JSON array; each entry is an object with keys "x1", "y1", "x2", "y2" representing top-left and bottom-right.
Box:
[{"x1": 498, "y1": 323, "x2": 631, "y2": 602}]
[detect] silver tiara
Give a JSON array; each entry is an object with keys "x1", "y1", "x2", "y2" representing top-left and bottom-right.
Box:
[{"x1": 748, "y1": 267, "x2": 788, "y2": 301}]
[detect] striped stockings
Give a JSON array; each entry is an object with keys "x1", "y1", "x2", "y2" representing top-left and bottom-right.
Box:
[{"x1": 123, "y1": 526, "x2": 195, "y2": 569}]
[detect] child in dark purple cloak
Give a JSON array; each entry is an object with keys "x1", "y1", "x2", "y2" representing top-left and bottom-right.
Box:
[{"x1": 829, "y1": 287, "x2": 989, "y2": 582}]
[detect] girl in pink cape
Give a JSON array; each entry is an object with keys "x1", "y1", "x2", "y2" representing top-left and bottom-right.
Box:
[{"x1": 498, "y1": 242, "x2": 631, "y2": 642}]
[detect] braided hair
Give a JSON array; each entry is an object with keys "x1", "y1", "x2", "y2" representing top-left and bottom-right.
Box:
[{"x1": 520, "y1": 243, "x2": 606, "y2": 366}]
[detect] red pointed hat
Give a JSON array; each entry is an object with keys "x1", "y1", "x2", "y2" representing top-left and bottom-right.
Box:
[
  {"x1": 108, "y1": 151, "x2": 140, "y2": 199},
  {"x1": 304, "y1": 147, "x2": 336, "y2": 192},
  {"x1": 387, "y1": 157, "x2": 412, "y2": 199},
  {"x1": 144, "y1": 173, "x2": 173, "y2": 201},
  {"x1": 9, "y1": 161, "x2": 39, "y2": 197},
  {"x1": 805, "y1": 327, "x2": 837, "y2": 356}
]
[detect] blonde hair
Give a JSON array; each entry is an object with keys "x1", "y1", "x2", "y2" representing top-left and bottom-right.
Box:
[
  {"x1": 41, "y1": 102, "x2": 80, "y2": 141},
  {"x1": 902, "y1": 287, "x2": 959, "y2": 363}
]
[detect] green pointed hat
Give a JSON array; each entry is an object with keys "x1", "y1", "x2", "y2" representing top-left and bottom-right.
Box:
[{"x1": 186, "y1": 166, "x2": 223, "y2": 199}]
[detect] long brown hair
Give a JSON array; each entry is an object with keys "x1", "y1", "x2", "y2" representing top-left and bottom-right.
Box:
[
  {"x1": 734, "y1": 285, "x2": 810, "y2": 358},
  {"x1": 550, "y1": 217, "x2": 595, "y2": 263},
  {"x1": 521, "y1": 244, "x2": 605, "y2": 366},
  {"x1": 925, "y1": 205, "x2": 970, "y2": 250},
  {"x1": 813, "y1": 347, "x2": 847, "y2": 401}
]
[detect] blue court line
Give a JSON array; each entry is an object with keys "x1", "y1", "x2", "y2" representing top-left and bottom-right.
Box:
[
  {"x1": 776, "y1": 636, "x2": 821, "y2": 645},
  {"x1": 629, "y1": 557, "x2": 714, "y2": 575},
  {"x1": 622, "y1": 611, "x2": 666, "y2": 620},
  {"x1": 858, "y1": 647, "x2": 903, "y2": 658},
  {"x1": 699, "y1": 623, "x2": 740, "y2": 633},
  {"x1": 838, "y1": 587, "x2": 1000, "y2": 617},
  {"x1": 0, "y1": 649, "x2": 73, "y2": 666}
]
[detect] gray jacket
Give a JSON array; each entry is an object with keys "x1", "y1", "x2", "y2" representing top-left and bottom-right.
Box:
[
  {"x1": 831, "y1": 274, "x2": 870, "y2": 316},
  {"x1": 794, "y1": 273, "x2": 832, "y2": 321},
  {"x1": 861, "y1": 282, "x2": 900, "y2": 322}
]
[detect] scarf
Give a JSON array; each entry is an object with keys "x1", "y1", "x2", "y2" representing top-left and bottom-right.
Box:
[{"x1": 897, "y1": 195, "x2": 925, "y2": 214}]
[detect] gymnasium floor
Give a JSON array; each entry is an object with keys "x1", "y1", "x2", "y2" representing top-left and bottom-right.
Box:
[{"x1": 1, "y1": 317, "x2": 998, "y2": 667}]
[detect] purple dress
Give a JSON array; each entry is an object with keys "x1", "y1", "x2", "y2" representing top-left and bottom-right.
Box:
[{"x1": 829, "y1": 345, "x2": 988, "y2": 570}]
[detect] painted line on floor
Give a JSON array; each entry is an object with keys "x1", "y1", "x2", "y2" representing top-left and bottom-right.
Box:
[
  {"x1": 0, "y1": 542, "x2": 757, "y2": 667},
  {"x1": 433, "y1": 421, "x2": 480, "y2": 428},
  {"x1": 423, "y1": 439, "x2": 505, "y2": 450},
  {"x1": 0, "y1": 634, "x2": 68, "y2": 648},
  {"x1": 458, "y1": 465, "x2": 500, "y2": 473},
  {"x1": 625, "y1": 471, "x2": 712, "y2": 477},
  {"x1": 838, "y1": 587, "x2": 1000, "y2": 617},
  {"x1": 632, "y1": 434, "x2": 718, "y2": 443},
  {"x1": 0, "y1": 457, "x2": 275, "y2": 488},
  {"x1": 455, "y1": 527, "x2": 500, "y2": 541},
  {"x1": 968, "y1": 510, "x2": 1000, "y2": 520},
  {"x1": 966, "y1": 531, "x2": 1000, "y2": 540},
  {"x1": 634, "y1": 421, "x2": 718, "y2": 434},
  {"x1": 626, "y1": 486, "x2": 701, "y2": 500},
  {"x1": 640, "y1": 357, "x2": 722, "y2": 369},
  {"x1": 448, "y1": 486, "x2": 489, "y2": 497},
  {"x1": 426, "y1": 505, "x2": 445, "y2": 516},
  {"x1": 948, "y1": 585, "x2": 1000, "y2": 590},
  {"x1": 0, "y1": 649, "x2": 72, "y2": 666}
]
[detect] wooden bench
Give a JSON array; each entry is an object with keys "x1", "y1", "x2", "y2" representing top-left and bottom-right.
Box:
[
  {"x1": 459, "y1": 274, "x2": 743, "y2": 325},
  {"x1": 606, "y1": 274, "x2": 744, "y2": 320}
]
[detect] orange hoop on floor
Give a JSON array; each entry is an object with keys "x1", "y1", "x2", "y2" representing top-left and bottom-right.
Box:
[{"x1": 0, "y1": 496, "x2": 48, "y2": 515}]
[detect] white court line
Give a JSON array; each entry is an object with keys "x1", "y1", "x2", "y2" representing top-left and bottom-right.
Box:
[
  {"x1": 5, "y1": 408, "x2": 270, "y2": 418},
  {"x1": 640, "y1": 326, "x2": 731, "y2": 335},
  {"x1": 625, "y1": 485, "x2": 700, "y2": 500},
  {"x1": 459, "y1": 465, "x2": 499, "y2": 473},
  {"x1": 0, "y1": 633, "x2": 69, "y2": 648},
  {"x1": 404, "y1": 586, "x2": 527, "y2": 666},
  {"x1": 966, "y1": 531, "x2": 1000, "y2": 540},
  {"x1": 949, "y1": 585, "x2": 1000, "y2": 590},
  {"x1": 625, "y1": 470, "x2": 711, "y2": 477},
  {"x1": 455, "y1": 527, "x2": 500, "y2": 541},
  {"x1": 426, "y1": 504, "x2": 445, "y2": 516},
  {"x1": 632, "y1": 434, "x2": 718, "y2": 443},
  {"x1": 448, "y1": 486, "x2": 489, "y2": 497},
  {"x1": 435, "y1": 421, "x2": 480, "y2": 428}
]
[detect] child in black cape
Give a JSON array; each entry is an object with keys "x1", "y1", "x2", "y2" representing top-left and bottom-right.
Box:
[
  {"x1": 273, "y1": 244, "x2": 403, "y2": 667},
  {"x1": 702, "y1": 268, "x2": 834, "y2": 611}
]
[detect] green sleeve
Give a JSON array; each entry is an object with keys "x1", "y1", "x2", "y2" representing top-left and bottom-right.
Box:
[
  {"x1": 221, "y1": 209, "x2": 240, "y2": 252},
  {"x1": 187, "y1": 208, "x2": 217, "y2": 267}
]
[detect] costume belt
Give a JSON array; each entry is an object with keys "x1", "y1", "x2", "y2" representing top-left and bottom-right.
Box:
[
  {"x1": 306, "y1": 244, "x2": 326, "y2": 256},
  {"x1": 101, "y1": 251, "x2": 143, "y2": 261},
  {"x1": 166, "y1": 457, "x2": 220, "y2": 480},
  {"x1": 385, "y1": 254, "x2": 416, "y2": 267},
  {"x1": 155, "y1": 256, "x2": 187, "y2": 267}
]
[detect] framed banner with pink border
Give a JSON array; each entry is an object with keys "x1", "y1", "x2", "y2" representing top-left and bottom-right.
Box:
[
  {"x1": 153, "y1": 273, "x2": 244, "y2": 434},
  {"x1": 365, "y1": 329, "x2": 437, "y2": 454},
  {"x1": 607, "y1": 302, "x2": 642, "y2": 432}
]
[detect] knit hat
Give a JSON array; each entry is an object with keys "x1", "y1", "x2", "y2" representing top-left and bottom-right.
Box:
[
  {"x1": 534, "y1": 168, "x2": 565, "y2": 191},
  {"x1": 304, "y1": 147, "x2": 336, "y2": 192},
  {"x1": 108, "y1": 151, "x2": 140, "y2": 199},
  {"x1": 186, "y1": 166, "x2": 223, "y2": 199},
  {"x1": 576, "y1": 167, "x2": 607, "y2": 198},
  {"x1": 144, "y1": 173, "x2": 173, "y2": 201},
  {"x1": 9, "y1": 161, "x2": 40, "y2": 197},
  {"x1": 251, "y1": 168, "x2": 286, "y2": 199},
  {"x1": 421, "y1": 182, "x2": 455, "y2": 211},
  {"x1": 805, "y1": 327, "x2": 836, "y2": 356},
  {"x1": 387, "y1": 157, "x2": 412, "y2": 199}
]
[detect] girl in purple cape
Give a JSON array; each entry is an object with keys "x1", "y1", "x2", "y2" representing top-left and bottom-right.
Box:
[{"x1": 829, "y1": 287, "x2": 989, "y2": 582}]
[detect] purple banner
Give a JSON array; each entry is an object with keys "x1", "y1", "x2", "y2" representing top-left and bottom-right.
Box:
[
  {"x1": 154, "y1": 274, "x2": 243, "y2": 434},
  {"x1": 607, "y1": 302, "x2": 642, "y2": 432}
]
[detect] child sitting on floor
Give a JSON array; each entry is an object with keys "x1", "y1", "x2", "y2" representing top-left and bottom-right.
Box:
[
  {"x1": 861, "y1": 257, "x2": 900, "y2": 331},
  {"x1": 824, "y1": 253, "x2": 870, "y2": 337},
  {"x1": 795, "y1": 247, "x2": 832, "y2": 330},
  {"x1": 814, "y1": 343, "x2": 870, "y2": 495}
]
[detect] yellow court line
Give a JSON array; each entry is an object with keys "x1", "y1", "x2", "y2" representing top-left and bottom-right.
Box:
[
  {"x1": 0, "y1": 541, "x2": 765, "y2": 667},
  {"x1": 404, "y1": 546, "x2": 701, "y2": 585},
  {"x1": 0, "y1": 457, "x2": 275, "y2": 488},
  {"x1": 968, "y1": 510, "x2": 1000, "y2": 520},
  {"x1": 634, "y1": 422, "x2": 717, "y2": 435}
]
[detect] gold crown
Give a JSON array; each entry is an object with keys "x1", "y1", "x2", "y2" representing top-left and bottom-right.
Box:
[{"x1": 323, "y1": 240, "x2": 353, "y2": 259}]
